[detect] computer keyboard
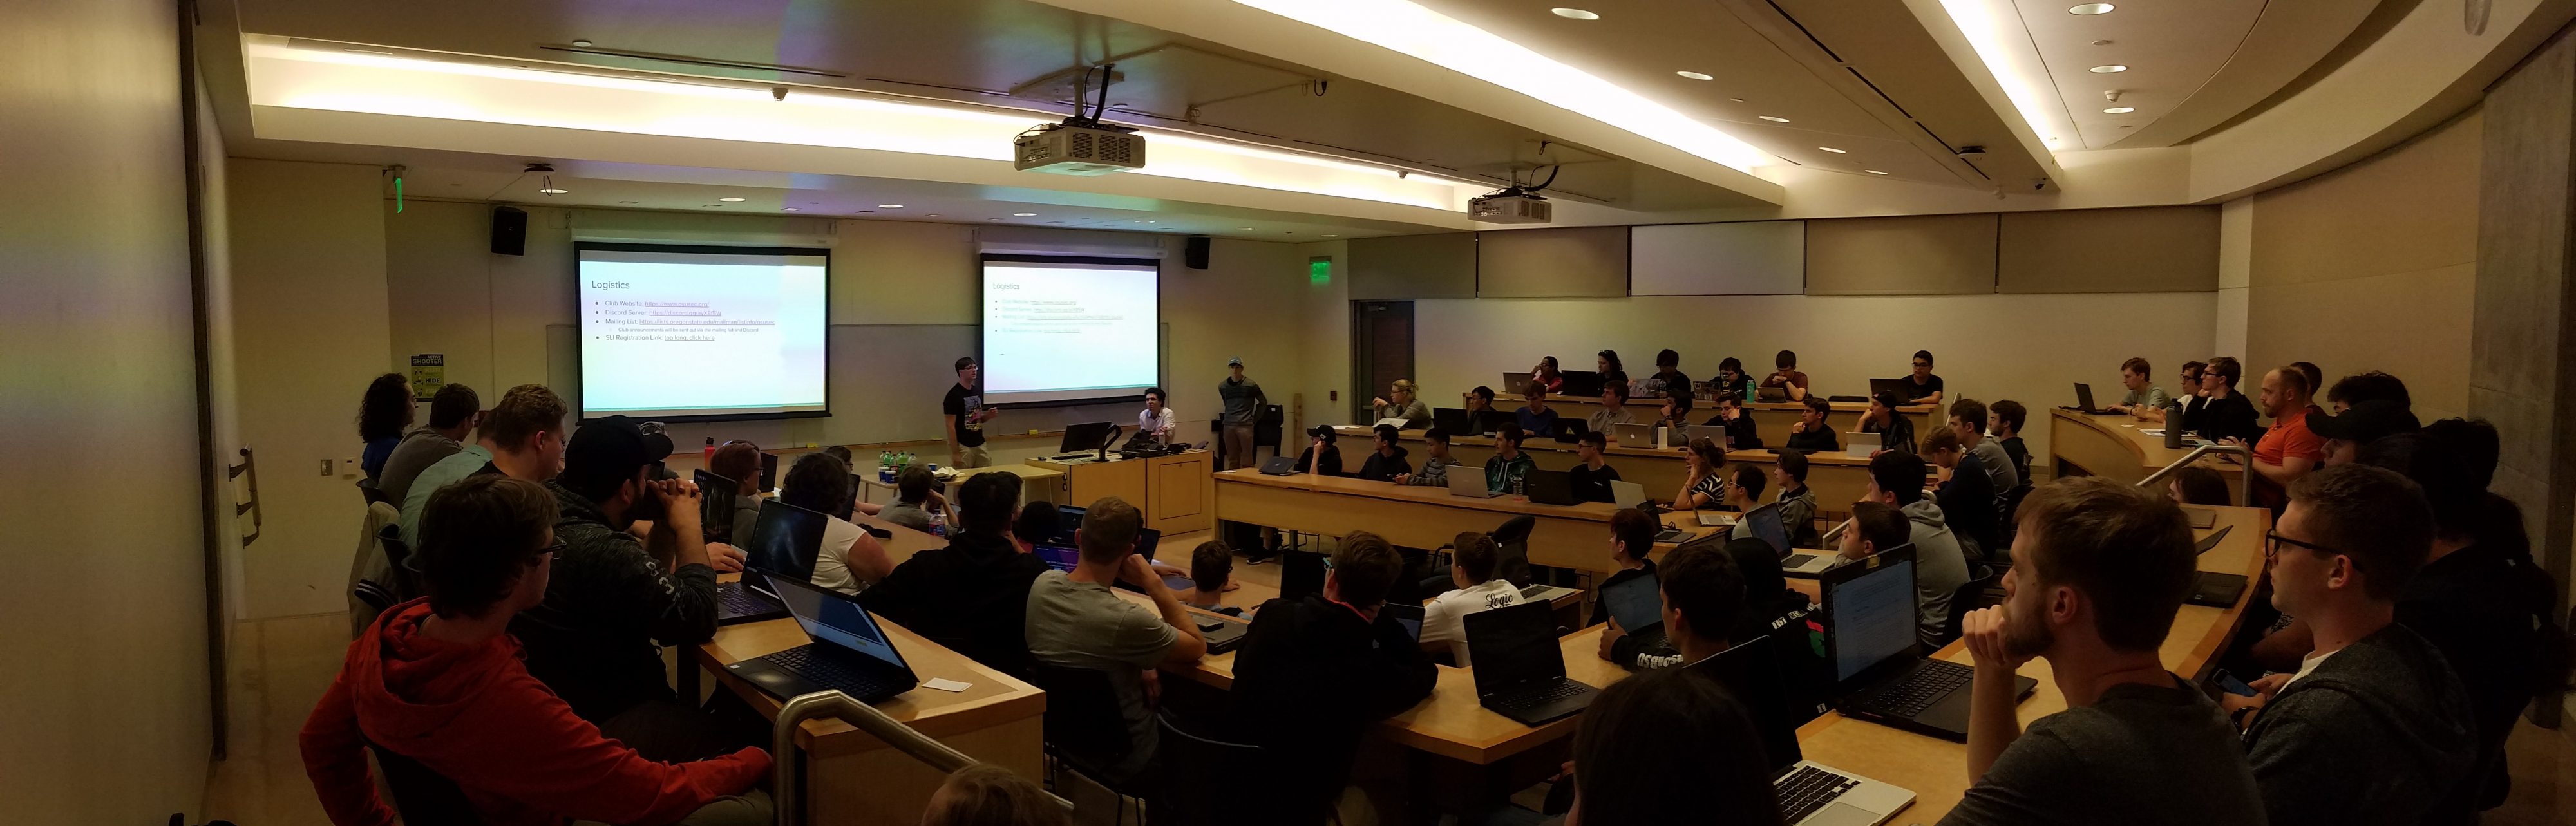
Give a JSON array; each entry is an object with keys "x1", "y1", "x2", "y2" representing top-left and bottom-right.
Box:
[
  {"x1": 1863, "y1": 660, "x2": 1973, "y2": 717},
  {"x1": 719, "y1": 584, "x2": 779, "y2": 615},
  {"x1": 1774, "y1": 765, "x2": 1862, "y2": 823},
  {"x1": 767, "y1": 647, "x2": 902, "y2": 697},
  {"x1": 1491, "y1": 679, "x2": 1589, "y2": 709}
]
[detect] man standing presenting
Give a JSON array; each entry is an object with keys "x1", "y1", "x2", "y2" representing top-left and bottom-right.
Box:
[
  {"x1": 1219, "y1": 357, "x2": 1268, "y2": 470},
  {"x1": 943, "y1": 357, "x2": 995, "y2": 469}
]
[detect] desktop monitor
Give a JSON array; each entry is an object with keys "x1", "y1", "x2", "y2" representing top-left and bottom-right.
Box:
[{"x1": 1060, "y1": 422, "x2": 1117, "y2": 455}]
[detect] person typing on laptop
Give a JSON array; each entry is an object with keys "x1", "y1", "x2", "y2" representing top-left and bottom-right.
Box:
[
  {"x1": 859, "y1": 473, "x2": 1051, "y2": 677},
  {"x1": 1772, "y1": 451, "x2": 1821, "y2": 548},
  {"x1": 302, "y1": 475, "x2": 775, "y2": 826},
  {"x1": 1713, "y1": 357, "x2": 1758, "y2": 401},
  {"x1": 1587, "y1": 382, "x2": 1643, "y2": 435},
  {"x1": 2104, "y1": 357, "x2": 2170, "y2": 418},
  {"x1": 1418, "y1": 532, "x2": 1526, "y2": 666},
  {"x1": 782, "y1": 453, "x2": 895, "y2": 596},
  {"x1": 1763, "y1": 349, "x2": 1812, "y2": 402},
  {"x1": 1939, "y1": 477, "x2": 2263, "y2": 826},
  {"x1": 1485, "y1": 424, "x2": 1539, "y2": 495},
  {"x1": 1569, "y1": 431, "x2": 1621, "y2": 503},
  {"x1": 1855, "y1": 453, "x2": 1971, "y2": 650},
  {"x1": 1515, "y1": 384, "x2": 1562, "y2": 437},
  {"x1": 1025, "y1": 496, "x2": 1208, "y2": 786},
  {"x1": 1172, "y1": 540, "x2": 1239, "y2": 616},
  {"x1": 1354, "y1": 424, "x2": 1412, "y2": 482},
  {"x1": 1783, "y1": 396, "x2": 1839, "y2": 453},
  {"x1": 1584, "y1": 509, "x2": 1662, "y2": 628},
  {"x1": 1226, "y1": 532, "x2": 1437, "y2": 824},
  {"x1": 1564, "y1": 664, "x2": 1789, "y2": 825},
  {"x1": 1599, "y1": 536, "x2": 1739, "y2": 670},
  {"x1": 1394, "y1": 428, "x2": 1463, "y2": 487}
]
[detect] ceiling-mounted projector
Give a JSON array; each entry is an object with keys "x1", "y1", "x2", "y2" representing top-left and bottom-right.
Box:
[
  {"x1": 1016, "y1": 62, "x2": 1144, "y2": 176},
  {"x1": 1469, "y1": 191, "x2": 1553, "y2": 225}
]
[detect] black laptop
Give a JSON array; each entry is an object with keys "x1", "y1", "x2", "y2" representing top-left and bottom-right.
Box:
[
  {"x1": 757, "y1": 452, "x2": 779, "y2": 493},
  {"x1": 716, "y1": 499, "x2": 830, "y2": 625},
  {"x1": 1432, "y1": 406, "x2": 1472, "y2": 435},
  {"x1": 1823, "y1": 546, "x2": 2037, "y2": 741},
  {"x1": 724, "y1": 574, "x2": 920, "y2": 703},
  {"x1": 1278, "y1": 550, "x2": 1327, "y2": 601},
  {"x1": 1522, "y1": 469, "x2": 1578, "y2": 506},
  {"x1": 1464, "y1": 601, "x2": 1600, "y2": 726},
  {"x1": 1599, "y1": 572, "x2": 1667, "y2": 652},
  {"x1": 694, "y1": 469, "x2": 738, "y2": 544},
  {"x1": 2067, "y1": 382, "x2": 2121, "y2": 415},
  {"x1": 1385, "y1": 602, "x2": 1426, "y2": 641},
  {"x1": 1257, "y1": 456, "x2": 1300, "y2": 475},
  {"x1": 1692, "y1": 637, "x2": 1917, "y2": 826},
  {"x1": 1866, "y1": 378, "x2": 1909, "y2": 402}
]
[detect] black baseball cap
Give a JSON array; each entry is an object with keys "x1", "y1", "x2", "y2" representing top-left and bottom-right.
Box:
[
  {"x1": 2309, "y1": 399, "x2": 2420, "y2": 444},
  {"x1": 561, "y1": 415, "x2": 674, "y2": 493}
]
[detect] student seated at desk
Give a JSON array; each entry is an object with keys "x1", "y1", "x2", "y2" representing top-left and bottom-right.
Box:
[
  {"x1": 878, "y1": 464, "x2": 951, "y2": 533},
  {"x1": 1585, "y1": 509, "x2": 1660, "y2": 628},
  {"x1": 1418, "y1": 532, "x2": 1526, "y2": 666},
  {"x1": 782, "y1": 453, "x2": 895, "y2": 596},
  {"x1": 1569, "y1": 431, "x2": 1620, "y2": 503},
  {"x1": 1173, "y1": 540, "x2": 1240, "y2": 616},
  {"x1": 1486, "y1": 425, "x2": 1538, "y2": 494},
  {"x1": 1675, "y1": 436, "x2": 1728, "y2": 510},
  {"x1": 303, "y1": 476, "x2": 774, "y2": 826},
  {"x1": 1763, "y1": 349, "x2": 1811, "y2": 402},
  {"x1": 706, "y1": 440, "x2": 764, "y2": 545},
  {"x1": 1770, "y1": 451, "x2": 1820, "y2": 548},
  {"x1": 1990, "y1": 400, "x2": 2032, "y2": 483},
  {"x1": 1598, "y1": 530, "x2": 1739, "y2": 668},
  {"x1": 1596, "y1": 349, "x2": 1629, "y2": 388},
  {"x1": 859, "y1": 473, "x2": 1051, "y2": 677},
  {"x1": 356, "y1": 371, "x2": 413, "y2": 483},
  {"x1": 2164, "y1": 465, "x2": 2231, "y2": 506},
  {"x1": 1587, "y1": 382, "x2": 1643, "y2": 435},
  {"x1": 922, "y1": 764, "x2": 1070, "y2": 826},
  {"x1": 1369, "y1": 379, "x2": 1432, "y2": 429},
  {"x1": 1852, "y1": 455, "x2": 1971, "y2": 650},
  {"x1": 1025, "y1": 496, "x2": 1208, "y2": 785},
  {"x1": 1649, "y1": 348, "x2": 1691, "y2": 402},
  {"x1": 1603, "y1": 536, "x2": 1825, "y2": 708},
  {"x1": 1723, "y1": 464, "x2": 1766, "y2": 540},
  {"x1": 1011, "y1": 500, "x2": 1059, "y2": 554},
  {"x1": 1705, "y1": 392, "x2": 1760, "y2": 449},
  {"x1": 1515, "y1": 384, "x2": 1562, "y2": 436},
  {"x1": 1951, "y1": 398, "x2": 2020, "y2": 494},
  {"x1": 2106, "y1": 356, "x2": 2171, "y2": 418},
  {"x1": 399, "y1": 384, "x2": 567, "y2": 549},
  {"x1": 1923, "y1": 428, "x2": 2000, "y2": 564},
  {"x1": 1294, "y1": 425, "x2": 1345, "y2": 476},
  {"x1": 2325, "y1": 370, "x2": 2411, "y2": 413},
  {"x1": 1394, "y1": 427, "x2": 1463, "y2": 487},
  {"x1": 377, "y1": 382, "x2": 479, "y2": 507},
  {"x1": 1859, "y1": 390, "x2": 1917, "y2": 456},
  {"x1": 1567, "y1": 654, "x2": 1788, "y2": 825},
  {"x1": 1137, "y1": 386, "x2": 1178, "y2": 443},
  {"x1": 1941, "y1": 478, "x2": 2264, "y2": 826},
  {"x1": 1654, "y1": 386, "x2": 1696, "y2": 433},
  {"x1": 1783, "y1": 396, "x2": 1839, "y2": 453},
  {"x1": 2192, "y1": 356, "x2": 2263, "y2": 444},
  {"x1": 1530, "y1": 355, "x2": 1566, "y2": 393},
  {"x1": 2172, "y1": 361, "x2": 2210, "y2": 430},
  {"x1": 1906, "y1": 349, "x2": 1946, "y2": 406},
  {"x1": 1712, "y1": 357, "x2": 1756, "y2": 401},
  {"x1": 1354, "y1": 424, "x2": 1411, "y2": 482},
  {"x1": 1227, "y1": 531, "x2": 1437, "y2": 825},
  {"x1": 1463, "y1": 384, "x2": 1500, "y2": 431}
]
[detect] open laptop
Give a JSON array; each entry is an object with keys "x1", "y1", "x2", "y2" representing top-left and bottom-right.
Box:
[
  {"x1": 1756, "y1": 384, "x2": 1790, "y2": 403},
  {"x1": 724, "y1": 574, "x2": 920, "y2": 703},
  {"x1": 717, "y1": 499, "x2": 833, "y2": 624},
  {"x1": 1385, "y1": 602, "x2": 1426, "y2": 641},
  {"x1": 1522, "y1": 469, "x2": 1578, "y2": 506},
  {"x1": 1844, "y1": 431, "x2": 1881, "y2": 459},
  {"x1": 2067, "y1": 382, "x2": 2121, "y2": 415},
  {"x1": 1692, "y1": 636, "x2": 1916, "y2": 826},
  {"x1": 1500, "y1": 373, "x2": 1533, "y2": 397},
  {"x1": 1278, "y1": 550, "x2": 1326, "y2": 601},
  {"x1": 1031, "y1": 543, "x2": 1081, "y2": 573},
  {"x1": 1432, "y1": 407, "x2": 1472, "y2": 435},
  {"x1": 1739, "y1": 500, "x2": 1833, "y2": 577},
  {"x1": 1866, "y1": 378, "x2": 1909, "y2": 402},
  {"x1": 1611, "y1": 422, "x2": 1657, "y2": 447},
  {"x1": 1612, "y1": 481, "x2": 1693, "y2": 543},
  {"x1": 1447, "y1": 469, "x2": 1502, "y2": 498},
  {"x1": 1551, "y1": 418, "x2": 1588, "y2": 444},
  {"x1": 1257, "y1": 455, "x2": 1300, "y2": 475},
  {"x1": 1600, "y1": 573, "x2": 1667, "y2": 652},
  {"x1": 1824, "y1": 546, "x2": 2037, "y2": 741},
  {"x1": 1463, "y1": 601, "x2": 1600, "y2": 726},
  {"x1": 2195, "y1": 525, "x2": 2235, "y2": 555},
  {"x1": 1686, "y1": 424, "x2": 1732, "y2": 449},
  {"x1": 695, "y1": 469, "x2": 739, "y2": 544},
  {"x1": 757, "y1": 453, "x2": 781, "y2": 494}
]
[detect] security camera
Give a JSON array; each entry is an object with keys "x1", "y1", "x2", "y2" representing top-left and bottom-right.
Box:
[
  {"x1": 2031, "y1": 178, "x2": 2050, "y2": 191},
  {"x1": 771, "y1": 86, "x2": 788, "y2": 101}
]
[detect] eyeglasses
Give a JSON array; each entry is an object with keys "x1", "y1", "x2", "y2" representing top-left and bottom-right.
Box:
[
  {"x1": 2264, "y1": 531, "x2": 2335, "y2": 558},
  {"x1": 1911, "y1": 362, "x2": 1931, "y2": 368}
]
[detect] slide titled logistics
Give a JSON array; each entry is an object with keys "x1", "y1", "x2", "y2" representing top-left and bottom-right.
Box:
[
  {"x1": 981, "y1": 259, "x2": 1159, "y2": 404},
  {"x1": 577, "y1": 247, "x2": 829, "y2": 418}
]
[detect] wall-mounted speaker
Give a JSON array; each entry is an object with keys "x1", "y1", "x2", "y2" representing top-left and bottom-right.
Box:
[
  {"x1": 490, "y1": 206, "x2": 527, "y2": 256},
  {"x1": 1184, "y1": 235, "x2": 1211, "y2": 270}
]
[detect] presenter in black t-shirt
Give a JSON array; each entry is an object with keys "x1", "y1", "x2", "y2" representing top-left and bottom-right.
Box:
[
  {"x1": 1906, "y1": 350, "x2": 1945, "y2": 406},
  {"x1": 943, "y1": 357, "x2": 996, "y2": 468}
]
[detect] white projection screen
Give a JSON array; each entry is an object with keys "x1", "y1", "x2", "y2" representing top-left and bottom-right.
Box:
[
  {"x1": 576, "y1": 243, "x2": 830, "y2": 422},
  {"x1": 980, "y1": 254, "x2": 1161, "y2": 406}
]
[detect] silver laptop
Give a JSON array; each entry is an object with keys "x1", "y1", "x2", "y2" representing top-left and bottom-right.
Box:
[
  {"x1": 1687, "y1": 424, "x2": 1732, "y2": 448},
  {"x1": 1446, "y1": 468, "x2": 1502, "y2": 498},
  {"x1": 1844, "y1": 430, "x2": 1881, "y2": 458},
  {"x1": 1610, "y1": 480, "x2": 1648, "y2": 509},
  {"x1": 1611, "y1": 422, "x2": 1656, "y2": 447}
]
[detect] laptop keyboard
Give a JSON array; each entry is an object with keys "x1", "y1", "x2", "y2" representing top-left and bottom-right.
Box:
[
  {"x1": 719, "y1": 584, "x2": 779, "y2": 616},
  {"x1": 1863, "y1": 660, "x2": 1973, "y2": 717},
  {"x1": 766, "y1": 646, "x2": 903, "y2": 698},
  {"x1": 1775, "y1": 765, "x2": 1862, "y2": 823},
  {"x1": 1490, "y1": 679, "x2": 1589, "y2": 710}
]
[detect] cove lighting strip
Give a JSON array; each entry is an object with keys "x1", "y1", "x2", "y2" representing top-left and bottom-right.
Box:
[
  {"x1": 242, "y1": 38, "x2": 1476, "y2": 212},
  {"x1": 1932, "y1": 0, "x2": 2079, "y2": 153},
  {"x1": 1230, "y1": 0, "x2": 1772, "y2": 173}
]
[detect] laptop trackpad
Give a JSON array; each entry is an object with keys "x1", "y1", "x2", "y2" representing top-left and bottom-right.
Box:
[
  {"x1": 1913, "y1": 682, "x2": 1976, "y2": 737},
  {"x1": 1803, "y1": 802, "x2": 1881, "y2": 826}
]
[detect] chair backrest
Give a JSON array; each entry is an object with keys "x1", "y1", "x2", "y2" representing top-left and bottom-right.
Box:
[
  {"x1": 1938, "y1": 564, "x2": 2002, "y2": 646},
  {"x1": 1491, "y1": 514, "x2": 1537, "y2": 587},
  {"x1": 367, "y1": 741, "x2": 483, "y2": 825},
  {"x1": 377, "y1": 523, "x2": 422, "y2": 601},
  {"x1": 1028, "y1": 662, "x2": 1133, "y2": 776},
  {"x1": 357, "y1": 478, "x2": 393, "y2": 507},
  {"x1": 1253, "y1": 405, "x2": 1286, "y2": 447},
  {"x1": 1150, "y1": 709, "x2": 1264, "y2": 826},
  {"x1": 348, "y1": 502, "x2": 401, "y2": 637}
]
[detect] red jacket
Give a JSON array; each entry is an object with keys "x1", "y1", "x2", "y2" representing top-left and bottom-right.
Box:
[{"x1": 301, "y1": 599, "x2": 770, "y2": 826}]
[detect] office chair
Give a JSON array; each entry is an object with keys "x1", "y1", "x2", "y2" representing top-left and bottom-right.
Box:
[
  {"x1": 368, "y1": 740, "x2": 482, "y2": 825},
  {"x1": 1491, "y1": 514, "x2": 1537, "y2": 587},
  {"x1": 1150, "y1": 709, "x2": 1267, "y2": 826},
  {"x1": 1029, "y1": 662, "x2": 1148, "y2": 824},
  {"x1": 1937, "y1": 564, "x2": 2003, "y2": 648}
]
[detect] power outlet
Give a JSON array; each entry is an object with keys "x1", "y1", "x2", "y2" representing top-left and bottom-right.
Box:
[{"x1": 337, "y1": 457, "x2": 361, "y2": 478}]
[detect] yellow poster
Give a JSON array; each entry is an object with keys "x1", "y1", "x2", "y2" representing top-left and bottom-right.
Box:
[{"x1": 410, "y1": 354, "x2": 444, "y2": 402}]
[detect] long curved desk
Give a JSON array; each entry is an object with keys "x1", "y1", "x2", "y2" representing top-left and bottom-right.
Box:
[
  {"x1": 1490, "y1": 392, "x2": 1934, "y2": 437},
  {"x1": 1212, "y1": 469, "x2": 1725, "y2": 574},
  {"x1": 1337, "y1": 425, "x2": 1883, "y2": 512},
  {"x1": 2048, "y1": 408, "x2": 2246, "y2": 500}
]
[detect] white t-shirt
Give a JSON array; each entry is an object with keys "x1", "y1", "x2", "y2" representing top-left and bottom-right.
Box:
[
  {"x1": 807, "y1": 515, "x2": 870, "y2": 596},
  {"x1": 1138, "y1": 407, "x2": 1177, "y2": 440},
  {"x1": 1418, "y1": 578, "x2": 1528, "y2": 667}
]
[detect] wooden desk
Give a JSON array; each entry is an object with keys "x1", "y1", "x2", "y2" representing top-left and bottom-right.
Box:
[
  {"x1": 2049, "y1": 408, "x2": 2246, "y2": 500},
  {"x1": 1492, "y1": 393, "x2": 1933, "y2": 437},
  {"x1": 1342, "y1": 427, "x2": 1881, "y2": 514},
  {"x1": 1213, "y1": 470, "x2": 1719, "y2": 574},
  {"x1": 858, "y1": 464, "x2": 1064, "y2": 509},
  {"x1": 1027, "y1": 451, "x2": 1216, "y2": 534}
]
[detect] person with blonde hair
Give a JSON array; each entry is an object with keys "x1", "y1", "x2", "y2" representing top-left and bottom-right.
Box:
[{"x1": 1369, "y1": 379, "x2": 1431, "y2": 428}]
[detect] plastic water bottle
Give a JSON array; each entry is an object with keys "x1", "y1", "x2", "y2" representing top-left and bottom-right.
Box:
[{"x1": 927, "y1": 509, "x2": 947, "y2": 538}]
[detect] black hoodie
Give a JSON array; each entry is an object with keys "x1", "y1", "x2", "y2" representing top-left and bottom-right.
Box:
[
  {"x1": 1226, "y1": 595, "x2": 1436, "y2": 823},
  {"x1": 1355, "y1": 444, "x2": 1412, "y2": 482},
  {"x1": 2242, "y1": 623, "x2": 2476, "y2": 826},
  {"x1": 512, "y1": 482, "x2": 719, "y2": 723},
  {"x1": 857, "y1": 530, "x2": 1050, "y2": 678}
]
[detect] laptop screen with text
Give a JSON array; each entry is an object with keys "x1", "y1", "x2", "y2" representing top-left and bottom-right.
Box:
[{"x1": 1826, "y1": 550, "x2": 1918, "y2": 684}]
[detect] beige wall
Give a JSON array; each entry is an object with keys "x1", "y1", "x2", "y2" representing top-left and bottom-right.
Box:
[
  {"x1": 2246, "y1": 109, "x2": 2481, "y2": 422},
  {"x1": 227, "y1": 159, "x2": 393, "y2": 620},
  {"x1": 1410, "y1": 292, "x2": 2219, "y2": 463},
  {"x1": 0, "y1": 0, "x2": 216, "y2": 820}
]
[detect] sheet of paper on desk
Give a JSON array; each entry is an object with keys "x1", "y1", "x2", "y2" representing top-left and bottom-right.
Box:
[
  {"x1": 2141, "y1": 429, "x2": 2164, "y2": 436},
  {"x1": 921, "y1": 677, "x2": 973, "y2": 693}
]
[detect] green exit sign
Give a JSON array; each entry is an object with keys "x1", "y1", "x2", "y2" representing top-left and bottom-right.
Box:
[{"x1": 1308, "y1": 257, "x2": 1331, "y2": 284}]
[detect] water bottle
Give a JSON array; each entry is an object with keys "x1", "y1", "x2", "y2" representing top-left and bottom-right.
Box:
[
  {"x1": 2162, "y1": 399, "x2": 2184, "y2": 449},
  {"x1": 928, "y1": 509, "x2": 948, "y2": 538},
  {"x1": 703, "y1": 436, "x2": 715, "y2": 462}
]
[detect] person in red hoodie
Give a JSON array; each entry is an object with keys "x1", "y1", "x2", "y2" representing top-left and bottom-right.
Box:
[{"x1": 302, "y1": 474, "x2": 773, "y2": 826}]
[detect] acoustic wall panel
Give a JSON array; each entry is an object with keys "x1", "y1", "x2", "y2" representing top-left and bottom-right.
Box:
[
  {"x1": 1348, "y1": 232, "x2": 1477, "y2": 299},
  {"x1": 1998, "y1": 205, "x2": 2220, "y2": 293},
  {"x1": 1477, "y1": 225, "x2": 1629, "y2": 297},
  {"x1": 1632, "y1": 221, "x2": 1806, "y2": 295},
  {"x1": 1804, "y1": 213, "x2": 1998, "y2": 296}
]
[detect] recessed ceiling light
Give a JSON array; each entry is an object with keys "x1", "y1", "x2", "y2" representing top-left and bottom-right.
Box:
[
  {"x1": 718, "y1": 196, "x2": 746, "y2": 202},
  {"x1": 1012, "y1": 212, "x2": 1036, "y2": 216},
  {"x1": 1758, "y1": 115, "x2": 1790, "y2": 123},
  {"x1": 570, "y1": 39, "x2": 593, "y2": 48},
  {"x1": 537, "y1": 187, "x2": 568, "y2": 194},
  {"x1": 1236, "y1": 227, "x2": 1256, "y2": 230},
  {"x1": 2103, "y1": 106, "x2": 2136, "y2": 113},
  {"x1": 1675, "y1": 71, "x2": 1714, "y2": 81},
  {"x1": 925, "y1": 214, "x2": 940, "y2": 218},
  {"x1": 617, "y1": 200, "x2": 638, "y2": 204},
  {"x1": 703, "y1": 204, "x2": 721, "y2": 207},
  {"x1": 1729, "y1": 97, "x2": 1747, "y2": 102},
  {"x1": 1864, "y1": 169, "x2": 1889, "y2": 175},
  {"x1": 2088, "y1": 64, "x2": 2128, "y2": 73},
  {"x1": 782, "y1": 207, "x2": 800, "y2": 211},
  {"x1": 1818, "y1": 146, "x2": 1847, "y2": 153},
  {"x1": 1549, "y1": 8, "x2": 1600, "y2": 19},
  {"x1": 876, "y1": 204, "x2": 904, "y2": 209},
  {"x1": 2068, "y1": 3, "x2": 2114, "y2": 14},
  {"x1": 1321, "y1": 234, "x2": 1340, "y2": 238}
]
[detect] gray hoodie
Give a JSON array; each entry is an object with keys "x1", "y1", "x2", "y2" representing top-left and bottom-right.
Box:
[
  {"x1": 2243, "y1": 623, "x2": 2476, "y2": 826},
  {"x1": 1900, "y1": 498, "x2": 1971, "y2": 649}
]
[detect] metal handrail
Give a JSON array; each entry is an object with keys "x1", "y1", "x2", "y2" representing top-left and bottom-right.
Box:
[
  {"x1": 770, "y1": 690, "x2": 1073, "y2": 826},
  {"x1": 2136, "y1": 444, "x2": 2255, "y2": 507},
  {"x1": 1819, "y1": 516, "x2": 1854, "y2": 549}
]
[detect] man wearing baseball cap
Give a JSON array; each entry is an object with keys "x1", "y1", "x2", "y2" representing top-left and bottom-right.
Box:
[
  {"x1": 1218, "y1": 357, "x2": 1268, "y2": 470},
  {"x1": 945, "y1": 356, "x2": 996, "y2": 469},
  {"x1": 2310, "y1": 399, "x2": 2421, "y2": 467},
  {"x1": 512, "y1": 415, "x2": 732, "y2": 758}
]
